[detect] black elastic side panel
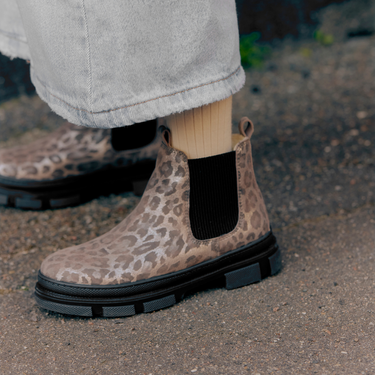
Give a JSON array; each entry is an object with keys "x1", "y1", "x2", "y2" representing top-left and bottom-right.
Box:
[
  {"x1": 188, "y1": 151, "x2": 238, "y2": 240},
  {"x1": 111, "y1": 119, "x2": 157, "y2": 151}
]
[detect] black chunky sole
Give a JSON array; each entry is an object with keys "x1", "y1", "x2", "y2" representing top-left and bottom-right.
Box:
[
  {"x1": 34, "y1": 231, "x2": 281, "y2": 318},
  {"x1": 0, "y1": 160, "x2": 155, "y2": 210}
]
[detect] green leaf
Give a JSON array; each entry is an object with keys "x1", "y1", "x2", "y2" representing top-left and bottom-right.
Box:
[
  {"x1": 240, "y1": 32, "x2": 271, "y2": 69},
  {"x1": 314, "y1": 30, "x2": 334, "y2": 46}
]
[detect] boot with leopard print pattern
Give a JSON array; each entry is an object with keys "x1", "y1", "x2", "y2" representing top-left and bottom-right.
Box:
[
  {"x1": 35, "y1": 117, "x2": 280, "y2": 317},
  {"x1": 0, "y1": 120, "x2": 160, "y2": 209}
]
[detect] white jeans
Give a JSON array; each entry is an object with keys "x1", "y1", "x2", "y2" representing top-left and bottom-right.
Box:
[{"x1": 0, "y1": 0, "x2": 245, "y2": 128}]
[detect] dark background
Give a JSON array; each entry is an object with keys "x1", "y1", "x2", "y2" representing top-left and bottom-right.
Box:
[
  {"x1": 236, "y1": 0, "x2": 346, "y2": 38},
  {"x1": 0, "y1": 0, "x2": 356, "y2": 105}
]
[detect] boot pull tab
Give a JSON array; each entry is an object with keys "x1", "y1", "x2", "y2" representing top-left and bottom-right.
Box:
[
  {"x1": 159, "y1": 126, "x2": 172, "y2": 146},
  {"x1": 238, "y1": 117, "x2": 254, "y2": 139}
]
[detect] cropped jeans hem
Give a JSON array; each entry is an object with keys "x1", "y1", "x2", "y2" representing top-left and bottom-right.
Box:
[
  {"x1": 0, "y1": 29, "x2": 30, "y2": 60},
  {"x1": 31, "y1": 65, "x2": 246, "y2": 128}
]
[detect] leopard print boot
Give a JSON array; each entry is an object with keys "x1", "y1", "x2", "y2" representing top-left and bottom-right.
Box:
[
  {"x1": 0, "y1": 120, "x2": 160, "y2": 209},
  {"x1": 35, "y1": 118, "x2": 281, "y2": 317}
]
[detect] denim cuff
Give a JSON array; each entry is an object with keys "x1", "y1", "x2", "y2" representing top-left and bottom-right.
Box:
[{"x1": 32, "y1": 66, "x2": 246, "y2": 128}]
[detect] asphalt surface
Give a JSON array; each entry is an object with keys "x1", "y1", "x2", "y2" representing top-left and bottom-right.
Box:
[{"x1": 0, "y1": 1, "x2": 374, "y2": 374}]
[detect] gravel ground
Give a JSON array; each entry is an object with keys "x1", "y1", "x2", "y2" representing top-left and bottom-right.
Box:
[
  {"x1": 0, "y1": 1, "x2": 374, "y2": 374},
  {"x1": 1, "y1": 207, "x2": 374, "y2": 375}
]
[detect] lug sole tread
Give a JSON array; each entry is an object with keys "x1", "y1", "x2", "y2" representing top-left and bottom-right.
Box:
[
  {"x1": 35, "y1": 246, "x2": 281, "y2": 318},
  {"x1": 0, "y1": 161, "x2": 155, "y2": 209}
]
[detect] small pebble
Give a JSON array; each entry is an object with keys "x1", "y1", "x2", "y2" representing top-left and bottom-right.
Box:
[{"x1": 356, "y1": 111, "x2": 367, "y2": 119}]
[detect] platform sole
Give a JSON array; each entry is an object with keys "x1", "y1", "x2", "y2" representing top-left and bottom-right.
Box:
[
  {"x1": 0, "y1": 160, "x2": 155, "y2": 210},
  {"x1": 35, "y1": 232, "x2": 281, "y2": 318}
]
